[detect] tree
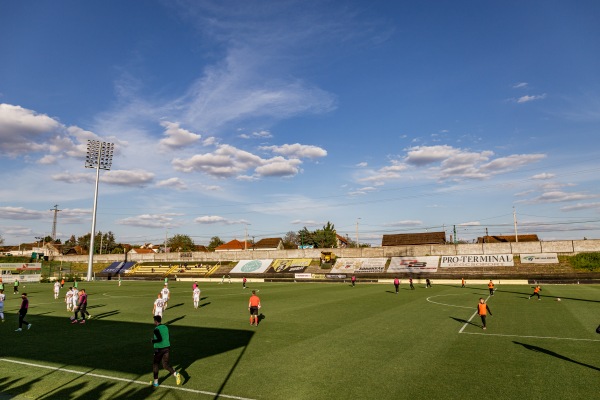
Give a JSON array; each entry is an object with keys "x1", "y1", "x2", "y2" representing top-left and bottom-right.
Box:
[
  {"x1": 0, "y1": 234, "x2": 4, "y2": 246},
  {"x1": 297, "y1": 227, "x2": 313, "y2": 248},
  {"x1": 167, "y1": 234, "x2": 195, "y2": 252},
  {"x1": 313, "y1": 221, "x2": 337, "y2": 248},
  {"x1": 207, "y1": 236, "x2": 224, "y2": 252},
  {"x1": 282, "y1": 231, "x2": 299, "y2": 249}
]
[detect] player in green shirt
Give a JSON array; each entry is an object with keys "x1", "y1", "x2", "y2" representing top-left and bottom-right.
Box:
[{"x1": 151, "y1": 315, "x2": 181, "y2": 387}]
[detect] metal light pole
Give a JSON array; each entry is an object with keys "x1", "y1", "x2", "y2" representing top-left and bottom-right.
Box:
[
  {"x1": 356, "y1": 217, "x2": 361, "y2": 248},
  {"x1": 85, "y1": 140, "x2": 114, "y2": 281}
]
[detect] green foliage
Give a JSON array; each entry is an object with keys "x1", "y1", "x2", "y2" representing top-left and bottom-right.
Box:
[
  {"x1": 298, "y1": 221, "x2": 338, "y2": 248},
  {"x1": 282, "y1": 231, "x2": 299, "y2": 249},
  {"x1": 207, "y1": 236, "x2": 224, "y2": 252},
  {"x1": 167, "y1": 234, "x2": 195, "y2": 252},
  {"x1": 569, "y1": 252, "x2": 600, "y2": 271}
]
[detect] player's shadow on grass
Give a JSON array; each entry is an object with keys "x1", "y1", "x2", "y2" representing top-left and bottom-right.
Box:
[
  {"x1": 87, "y1": 304, "x2": 106, "y2": 309},
  {"x1": 200, "y1": 296, "x2": 208, "y2": 301},
  {"x1": 166, "y1": 303, "x2": 184, "y2": 310},
  {"x1": 1, "y1": 313, "x2": 255, "y2": 400},
  {"x1": 513, "y1": 341, "x2": 600, "y2": 371},
  {"x1": 450, "y1": 317, "x2": 479, "y2": 328},
  {"x1": 164, "y1": 316, "x2": 186, "y2": 325},
  {"x1": 200, "y1": 302, "x2": 211, "y2": 308},
  {"x1": 92, "y1": 310, "x2": 120, "y2": 320}
]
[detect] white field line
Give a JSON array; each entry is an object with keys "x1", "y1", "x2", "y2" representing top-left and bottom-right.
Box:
[
  {"x1": 0, "y1": 358, "x2": 256, "y2": 400},
  {"x1": 426, "y1": 294, "x2": 474, "y2": 310},
  {"x1": 459, "y1": 295, "x2": 491, "y2": 333},
  {"x1": 460, "y1": 331, "x2": 600, "y2": 342}
]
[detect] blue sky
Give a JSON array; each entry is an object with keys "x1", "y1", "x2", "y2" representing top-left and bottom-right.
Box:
[{"x1": 1, "y1": 0, "x2": 600, "y2": 247}]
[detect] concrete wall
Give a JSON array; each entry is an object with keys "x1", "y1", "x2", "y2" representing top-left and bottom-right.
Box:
[{"x1": 50, "y1": 239, "x2": 600, "y2": 264}]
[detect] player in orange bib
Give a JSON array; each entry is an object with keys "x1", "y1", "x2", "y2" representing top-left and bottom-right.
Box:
[
  {"x1": 529, "y1": 285, "x2": 541, "y2": 300},
  {"x1": 488, "y1": 280, "x2": 495, "y2": 296},
  {"x1": 477, "y1": 298, "x2": 492, "y2": 330},
  {"x1": 248, "y1": 290, "x2": 261, "y2": 326},
  {"x1": 461, "y1": 278, "x2": 465, "y2": 288}
]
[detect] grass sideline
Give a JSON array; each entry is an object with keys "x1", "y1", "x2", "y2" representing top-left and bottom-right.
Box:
[{"x1": 0, "y1": 281, "x2": 598, "y2": 399}]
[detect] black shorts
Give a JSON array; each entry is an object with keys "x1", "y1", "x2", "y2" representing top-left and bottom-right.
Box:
[{"x1": 249, "y1": 306, "x2": 258, "y2": 316}]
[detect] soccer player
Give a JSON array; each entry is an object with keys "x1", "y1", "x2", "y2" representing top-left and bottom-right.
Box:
[
  {"x1": 393, "y1": 277, "x2": 400, "y2": 294},
  {"x1": 409, "y1": 277, "x2": 415, "y2": 290},
  {"x1": 243, "y1": 277, "x2": 247, "y2": 289},
  {"x1": 60, "y1": 278, "x2": 65, "y2": 288},
  {"x1": 16, "y1": 293, "x2": 31, "y2": 331},
  {"x1": 72, "y1": 289, "x2": 89, "y2": 324},
  {"x1": 151, "y1": 315, "x2": 181, "y2": 387},
  {"x1": 13, "y1": 279, "x2": 19, "y2": 294},
  {"x1": 461, "y1": 277, "x2": 465, "y2": 288},
  {"x1": 65, "y1": 287, "x2": 74, "y2": 312},
  {"x1": 193, "y1": 286, "x2": 201, "y2": 309},
  {"x1": 477, "y1": 298, "x2": 492, "y2": 330},
  {"x1": 425, "y1": 278, "x2": 432, "y2": 288},
  {"x1": 529, "y1": 285, "x2": 542, "y2": 300},
  {"x1": 118, "y1": 275, "x2": 122, "y2": 287},
  {"x1": 161, "y1": 285, "x2": 170, "y2": 309},
  {"x1": 153, "y1": 293, "x2": 165, "y2": 317},
  {"x1": 248, "y1": 290, "x2": 261, "y2": 326},
  {"x1": 70, "y1": 287, "x2": 79, "y2": 312},
  {"x1": 0, "y1": 289, "x2": 5, "y2": 322},
  {"x1": 488, "y1": 280, "x2": 495, "y2": 296},
  {"x1": 351, "y1": 275, "x2": 356, "y2": 287},
  {"x1": 53, "y1": 280, "x2": 60, "y2": 300},
  {"x1": 220, "y1": 275, "x2": 225, "y2": 284}
]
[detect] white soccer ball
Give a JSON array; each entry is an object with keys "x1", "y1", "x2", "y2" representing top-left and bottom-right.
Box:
[{"x1": 557, "y1": 298, "x2": 561, "y2": 302}]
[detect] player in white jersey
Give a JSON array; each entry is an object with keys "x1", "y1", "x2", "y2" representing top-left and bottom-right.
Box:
[
  {"x1": 65, "y1": 287, "x2": 74, "y2": 311},
  {"x1": 161, "y1": 285, "x2": 170, "y2": 309},
  {"x1": 71, "y1": 287, "x2": 79, "y2": 311},
  {"x1": 53, "y1": 281, "x2": 60, "y2": 299},
  {"x1": 193, "y1": 287, "x2": 201, "y2": 309},
  {"x1": 153, "y1": 293, "x2": 165, "y2": 317},
  {"x1": 0, "y1": 289, "x2": 5, "y2": 322}
]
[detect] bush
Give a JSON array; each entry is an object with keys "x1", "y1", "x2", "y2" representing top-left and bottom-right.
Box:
[{"x1": 570, "y1": 252, "x2": 600, "y2": 271}]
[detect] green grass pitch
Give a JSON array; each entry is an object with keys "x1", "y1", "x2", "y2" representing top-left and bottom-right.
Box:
[{"x1": 0, "y1": 281, "x2": 598, "y2": 399}]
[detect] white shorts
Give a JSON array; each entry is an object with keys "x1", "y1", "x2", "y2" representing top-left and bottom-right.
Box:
[{"x1": 154, "y1": 309, "x2": 163, "y2": 317}]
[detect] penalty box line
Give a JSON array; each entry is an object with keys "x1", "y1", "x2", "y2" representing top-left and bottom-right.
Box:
[{"x1": 0, "y1": 358, "x2": 256, "y2": 400}]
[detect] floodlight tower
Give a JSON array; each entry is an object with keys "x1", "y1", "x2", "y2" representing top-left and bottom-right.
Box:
[
  {"x1": 84, "y1": 140, "x2": 114, "y2": 281},
  {"x1": 50, "y1": 204, "x2": 61, "y2": 241}
]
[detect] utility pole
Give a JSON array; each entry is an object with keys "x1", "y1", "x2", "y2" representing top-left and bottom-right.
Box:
[
  {"x1": 164, "y1": 229, "x2": 169, "y2": 253},
  {"x1": 453, "y1": 225, "x2": 457, "y2": 244},
  {"x1": 244, "y1": 225, "x2": 248, "y2": 250},
  {"x1": 50, "y1": 204, "x2": 61, "y2": 241},
  {"x1": 356, "y1": 218, "x2": 361, "y2": 248},
  {"x1": 513, "y1": 207, "x2": 519, "y2": 243}
]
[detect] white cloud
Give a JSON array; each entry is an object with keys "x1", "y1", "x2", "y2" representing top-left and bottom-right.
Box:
[
  {"x1": 532, "y1": 191, "x2": 597, "y2": 203},
  {"x1": 240, "y1": 130, "x2": 273, "y2": 139},
  {"x1": 458, "y1": 221, "x2": 481, "y2": 226},
  {"x1": 102, "y1": 169, "x2": 155, "y2": 186},
  {"x1": 0, "y1": 206, "x2": 46, "y2": 220},
  {"x1": 348, "y1": 186, "x2": 377, "y2": 196},
  {"x1": 117, "y1": 213, "x2": 183, "y2": 229},
  {"x1": 158, "y1": 121, "x2": 201, "y2": 150},
  {"x1": 38, "y1": 155, "x2": 57, "y2": 165},
  {"x1": 156, "y1": 177, "x2": 188, "y2": 190},
  {"x1": 0, "y1": 103, "x2": 62, "y2": 156},
  {"x1": 405, "y1": 145, "x2": 461, "y2": 166},
  {"x1": 51, "y1": 172, "x2": 95, "y2": 184},
  {"x1": 356, "y1": 162, "x2": 368, "y2": 167},
  {"x1": 512, "y1": 82, "x2": 528, "y2": 89},
  {"x1": 560, "y1": 202, "x2": 600, "y2": 212},
  {"x1": 384, "y1": 220, "x2": 422, "y2": 227},
  {"x1": 172, "y1": 144, "x2": 308, "y2": 178},
  {"x1": 261, "y1": 143, "x2": 327, "y2": 159},
  {"x1": 531, "y1": 173, "x2": 555, "y2": 180},
  {"x1": 290, "y1": 219, "x2": 323, "y2": 227},
  {"x1": 194, "y1": 215, "x2": 250, "y2": 225},
  {"x1": 255, "y1": 157, "x2": 302, "y2": 177},
  {"x1": 516, "y1": 94, "x2": 546, "y2": 103}
]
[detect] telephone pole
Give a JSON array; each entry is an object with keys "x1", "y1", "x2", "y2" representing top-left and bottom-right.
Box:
[{"x1": 50, "y1": 204, "x2": 61, "y2": 241}]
